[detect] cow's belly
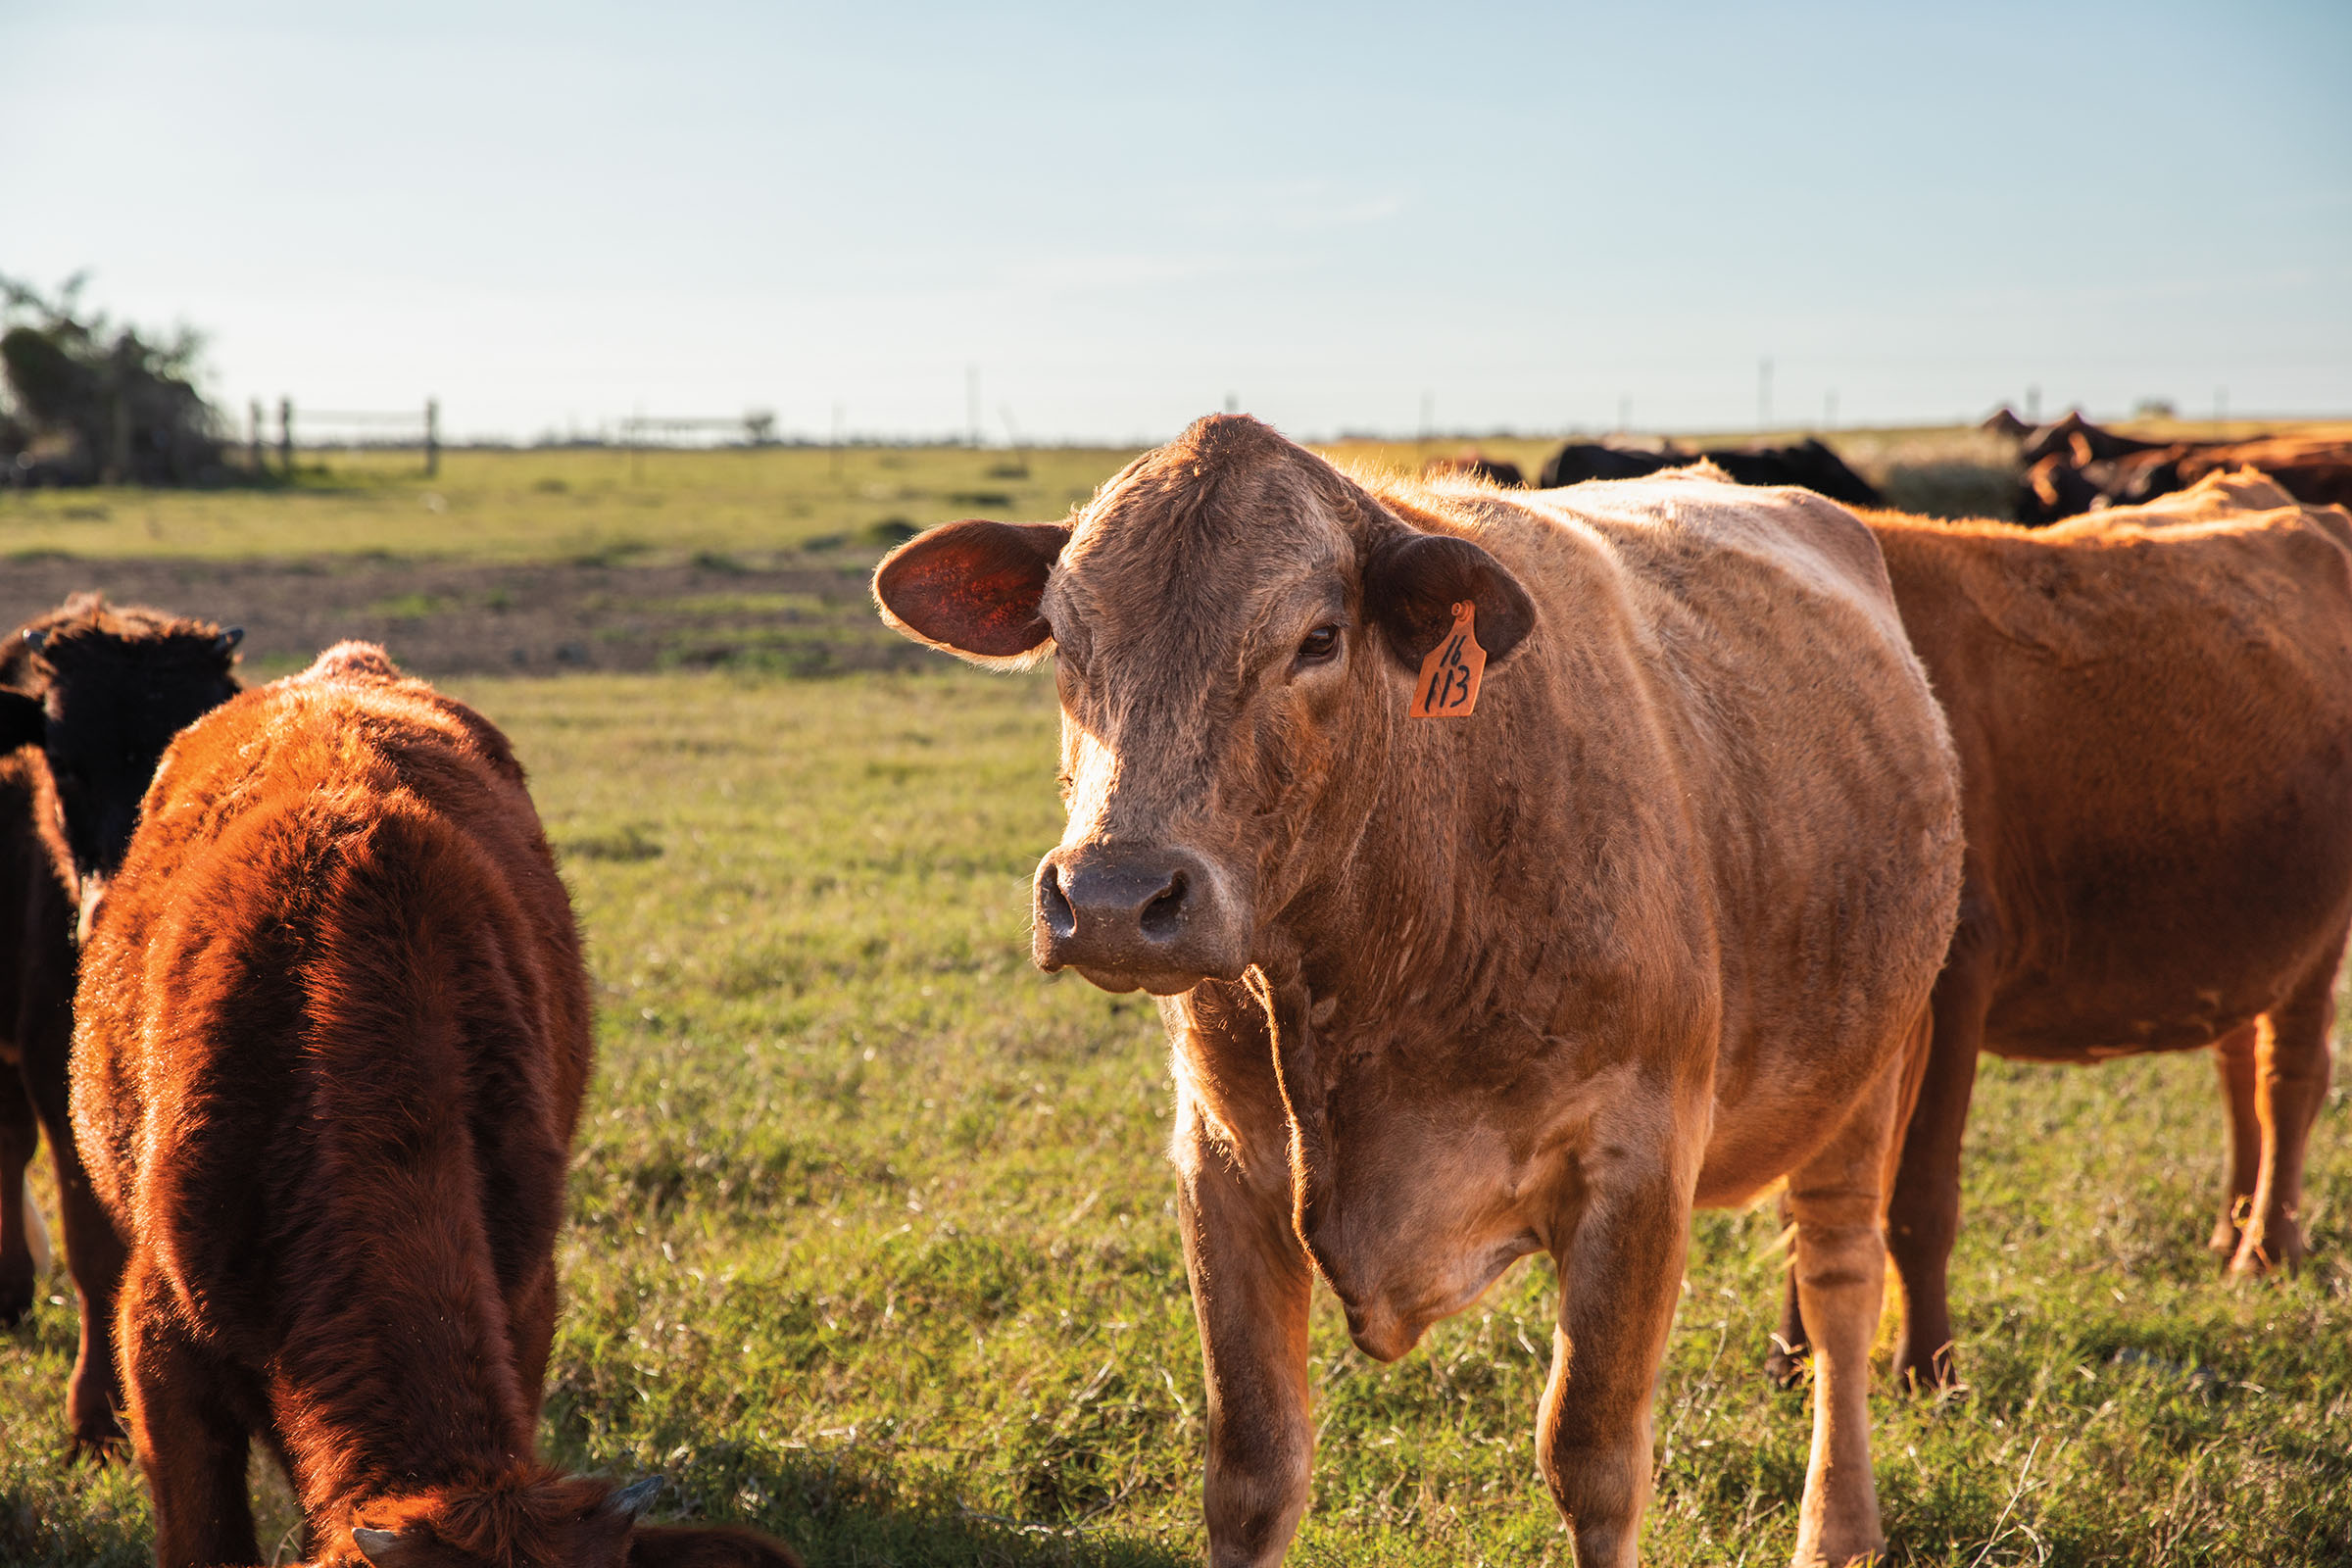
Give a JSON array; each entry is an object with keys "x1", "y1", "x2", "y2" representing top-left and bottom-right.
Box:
[
  {"x1": 1984, "y1": 986, "x2": 2274, "y2": 1062},
  {"x1": 1978, "y1": 891, "x2": 2350, "y2": 1062}
]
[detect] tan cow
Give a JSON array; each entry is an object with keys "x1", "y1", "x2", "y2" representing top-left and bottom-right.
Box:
[
  {"x1": 873, "y1": 416, "x2": 1963, "y2": 1567},
  {"x1": 1763, "y1": 470, "x2": 2352, "y2": 1390}
]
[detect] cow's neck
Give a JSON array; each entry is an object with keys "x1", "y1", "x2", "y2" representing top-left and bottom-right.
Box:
[{"x1": 269, "y1": 1198, "x2": 537, "y2": 1522}]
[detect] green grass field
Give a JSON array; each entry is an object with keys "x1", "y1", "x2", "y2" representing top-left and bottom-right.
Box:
[{"x1": 2, "y1": 444, "x2": 2349, "y2": 1565}]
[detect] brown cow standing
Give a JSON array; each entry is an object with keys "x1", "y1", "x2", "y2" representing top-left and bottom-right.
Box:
[
  {"x1": 1764, "y1": 473, "x2": 2352, "y2": 1390},
  {"x1": 71, "y1": 644, "x2": 800, "y2": 1568},
  {"x1": 872, "y1": 416, "x2": 1964, "y2": 1567},
  {"x1": 0, "y1": 595, "x2": 241, "y2": 1455}
]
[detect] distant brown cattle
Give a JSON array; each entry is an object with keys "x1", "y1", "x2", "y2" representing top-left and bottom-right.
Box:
[
  {"x1": 1418, "y1": 451, "x2": 1526, "y2": 486},
  {"x1": 71, "y1": 644, "x2": 799, "y2": 1568},
  {"x1": 2016, "y1": 410, "x2": 2176, "y2": 466},
  {"x1": 1766, "y1": 473, "x2": 2352, "y2": 1390},
  {"x1": 2006, "y1": 415, "x2": 2352, "y2": 522},
  {"x1": 2175, "y1": 437, "x2": 2352, "y2": 509},
  {"x1": 0, "y1": 595, "x2": 240, "y2": 1455},
  {"x1": 873, "y1": 415, "x2": 1963, "y2": 1567}
]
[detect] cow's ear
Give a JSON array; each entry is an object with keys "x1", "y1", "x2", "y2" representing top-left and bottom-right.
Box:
[
  {"x1": 872, "y1": 519, "x2": 1072, "y2": 665},
  {"x1": 0, "y1": 690, "x2": 45, "y2": 754},
  {"x1": 1362, "y1": 530, "x2": 1536, "y2": 671}
]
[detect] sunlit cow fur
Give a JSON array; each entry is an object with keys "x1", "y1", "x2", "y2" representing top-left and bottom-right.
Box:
[{"x1": 71, "y1": 643, "x2": 799, "y2": 1568}]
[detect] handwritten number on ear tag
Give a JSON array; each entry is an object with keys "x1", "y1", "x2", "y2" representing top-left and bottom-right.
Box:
[{"x1": 1409, "y1": 601, "x2": 1487, "y2": 718}]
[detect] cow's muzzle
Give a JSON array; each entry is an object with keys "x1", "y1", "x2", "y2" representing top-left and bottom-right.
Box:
[{"x1": 1032, "y1": 843, "x2": 1246, "y2": 994}]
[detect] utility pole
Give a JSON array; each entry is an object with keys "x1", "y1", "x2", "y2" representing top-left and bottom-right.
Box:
[
  {"x1": 2026, "y1": 384, "x2": 2041, "y2": 423},
  {"x1": 248, "y1": 399, "x2": 264, "y2": 474},
  {"x1": 423, "y1": 397, "x2": 440, "y2": 477},
  {"x1": 278, "y1": 397, "x2": 294, "y2": 476}
]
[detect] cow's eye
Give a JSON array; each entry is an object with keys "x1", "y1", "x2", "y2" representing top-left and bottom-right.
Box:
[{"x1": 1295, "y1": 624, "x2": 1342, "y2": 665}]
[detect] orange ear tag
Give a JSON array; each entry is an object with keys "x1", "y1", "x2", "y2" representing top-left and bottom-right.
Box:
[{"x1": 1408, "y1": 601, "x2": 1487, "y2": 718}]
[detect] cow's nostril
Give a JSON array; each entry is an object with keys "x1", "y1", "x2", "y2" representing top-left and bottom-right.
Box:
[
  {"x1": 1140, "y1": 870, "x2": 1187, "y2": 942},
  {"x1": 1040, "y1": 865, "x2": 1076, "y2": 939}
]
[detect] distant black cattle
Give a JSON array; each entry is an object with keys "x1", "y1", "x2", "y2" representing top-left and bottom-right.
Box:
[
  {"x1": 1420, "y1": 452, "x2": 1527, "y2": 487},
  {"x1": 1538, "y1": 443, "x2": 1684, "y2": 487},
  {"x1": 1540, "y1": 436, "x2": 1883, "y2": 508}
]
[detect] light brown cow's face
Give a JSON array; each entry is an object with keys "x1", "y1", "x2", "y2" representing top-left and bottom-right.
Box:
[{"x1": 872, "y1": 416, "x2": 1534, "y2": 995}]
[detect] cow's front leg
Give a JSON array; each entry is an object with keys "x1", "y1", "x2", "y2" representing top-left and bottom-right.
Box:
[
  {"x1": 1539, "y1": 1140, "x2": 1695, "y2": 1568},
  {"x1": 1785, "y1": 1076, "x2": 1909, "y2": 1568},
  {"x1": 1177, "y1": 1099, "x2": 1314, "y2": 1568}
]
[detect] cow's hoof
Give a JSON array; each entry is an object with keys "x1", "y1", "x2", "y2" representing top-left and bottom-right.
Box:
[
  {"x1": 69, "y1": 1423, "x2": 126, "y2": 1466},
  {"x1": 1790, "y1": 1530, "x2": 1886, "y2": 1566},
  {"x1": 2229, "y1": 1227, "x2": 2305, "y2": 1278},
  {"x1": 1890, "y1": 1354, "x2": 1963, "y2": 1397}
]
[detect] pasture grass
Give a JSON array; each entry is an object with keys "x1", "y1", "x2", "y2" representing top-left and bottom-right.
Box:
[
  {"x1": 0, "y1": 422, "x2": 2045, "y2": 573},
  {"x1": 4, "y1": 666, "x2": 2347, "y2": 1565},
  {"x1": 2, "y1": 414, "x2": 2345, "y2": 570}
]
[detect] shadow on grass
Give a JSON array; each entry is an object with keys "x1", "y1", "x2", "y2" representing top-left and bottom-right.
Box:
[{"x1": 574, "y1": 1441, "x2": 1190, "y2": 1568}]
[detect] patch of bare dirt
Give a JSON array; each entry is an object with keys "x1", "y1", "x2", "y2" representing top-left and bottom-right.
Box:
[{"x1": 0, "y1": 554, "x2": 930, "y2": 679}]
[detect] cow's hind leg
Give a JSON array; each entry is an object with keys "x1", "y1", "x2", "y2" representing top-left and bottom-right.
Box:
[
  {"x1": 0, "y1": 1064, "x2": 37, "y2": 1326},
  {"x1": 2209, "y1": 1024, "x2": 2260, "y2": 1257},
  {"x1": 1765, "y1": 1198, "x2": 1807, "y2": 1390},
  {"x1": 2232, "y1": 937, "x2": 2345, "y2": 1276},
  {"x1": 1882, "y1": 958, "x2": 1987, "y2": 1394},
  {"x1": 118, "y1": 1252, "x2": 260, "y2": 1568}
]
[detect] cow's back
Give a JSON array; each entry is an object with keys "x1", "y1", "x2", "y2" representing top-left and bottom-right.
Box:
[
  {"x1": 71, "y1": 644, "x2": 589, "y2": 1354},
  {"x1": 1871, "y1": 510, "x2": 2352, "y2": 1056},
  {"x1": 1431, "y1": 476, "x2": 1962, "y2": 1198}
]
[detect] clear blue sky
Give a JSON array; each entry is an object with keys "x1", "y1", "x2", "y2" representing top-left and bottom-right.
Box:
[{"x1": 6, "y1": 0, "x2": 2348, "y2": 443}]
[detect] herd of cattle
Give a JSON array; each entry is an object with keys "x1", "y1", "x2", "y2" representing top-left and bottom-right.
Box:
[
  {"x1": 3, "y1": 416, "x2": 2350, "y2": 1568},
  {"x1": 1429, "y1": 410, "x2": 2352, "y2": 534}
]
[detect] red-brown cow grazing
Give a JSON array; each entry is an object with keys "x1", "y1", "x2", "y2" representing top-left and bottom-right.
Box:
[
  {"x1": 872, "y1": 416, "x2": 1964, "y2": 1567},
  {"x1": 1765, "y1": 471, "x2": 2352, "y2": 1391},
  {"x1": 0, "y1": 595, "x2": 241, "y2": 1455},
  {"x1": 70, "y1": 644, "x2": 801, "y2": 1568}
]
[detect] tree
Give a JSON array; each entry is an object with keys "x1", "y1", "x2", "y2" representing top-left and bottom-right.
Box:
[{"x1": 0, "y1": 272, "x2": 226, "y2": 485}]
